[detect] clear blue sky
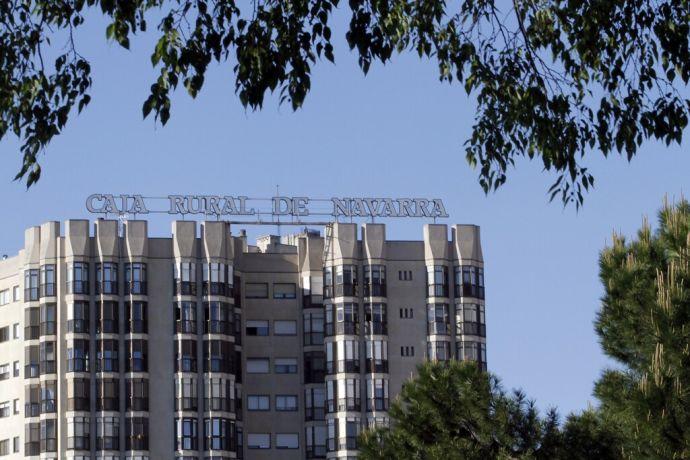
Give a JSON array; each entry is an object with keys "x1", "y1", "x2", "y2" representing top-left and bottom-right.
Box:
[{"x1": 0, "y1": 7, "x2": 687, "y2": 417}]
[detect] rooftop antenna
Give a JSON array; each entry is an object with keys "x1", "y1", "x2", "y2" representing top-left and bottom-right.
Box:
[{"x1": 275, "y1": 184, "x2": 281, "y2": 238}]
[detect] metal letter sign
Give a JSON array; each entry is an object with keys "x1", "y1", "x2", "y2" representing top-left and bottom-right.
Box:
[{"x1": 85, "y1": 194, "x2": 449, "y2": 223}]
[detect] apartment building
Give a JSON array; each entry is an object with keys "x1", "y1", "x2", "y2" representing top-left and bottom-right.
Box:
[{"x1": 0, "y1": 220, "x2": 486, "y2": 459}]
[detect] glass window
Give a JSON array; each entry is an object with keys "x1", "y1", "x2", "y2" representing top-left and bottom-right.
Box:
[
  {"x1": 0, "y1": 289, "x2": 9, "y2": 305},
  {"x1": 275, "y1": 395, "x2": 298, "y2": 411},
  {"x1": 67, "y1": 262, "x2": 89, "y2": 295},
  {"x1": 305, "y1": 387, "x2": 326, "y2": 421},
  {"x1": 366, "y1": 378, "x2": 389, "y2": 411},
  {"x1": 274, "y1": 358, "x2": 297, "y2": 374},
  {"x1": 364, "y1": 303, "x2": 387, "y2": 334},
  {"x1": 204, "y1": 418, "x2": 235, "y2": 451},
  {"x1": 276, "y1": 433, "x2": 299, "y2": 449},
  {"x1": 96, "y1": 262, "x2": 119, "y2": 295},
  {"x1": 274, "y1": 320, "x2": 297, "y2": 335},
  {"x1": 67, "y1": 339, "x2": 90, "y2": 372},
  {"x1": 426, "y1": 303, "x2": 450, "y2": 335},
  {"x1": 174, "y1": 261, "x2": 197, "y2": 296},
  {"x1": 39, "y1": 264, "x2": 56, "y2": 297},
  {"x1": 126, "y1": 301, "x2": 148, "y2": 333},
  {"x1": 175, "y1": 417, "x2": 198, "y2": 451},
  {"x1": 305, "y1": 425, "x2": 327, "y2": 458},
  {"x1": 40, "y1": 418, "x2": 57, "y2": 452},
  {"x1": 245, "y1": 283, "x2": 268, "y2": 299},
  {"x1": 323, "y1": 266, "x2": 333, "y2": 299},
  {"x1": 246, "y1": 358, "x2": 269, "y2": 374},
  {"x1": 67, "y1": 301, "x2": 90, "y2": 333},
  {"x1": 174, "y1": 301, "x2": 197, "y2": 334},
  {"x1": 125, "y1": 263, "x2": 147, "y2": 295},
  {"x1": 202, "y1": 262, "x2": 232, "y2": 296},
  {"x1": 364, "y1": 265, "x2": 386, "y2": 297},
  {"x1": 175, "y1": 377, "x2": 198, "y2": 411},
  {"x1": 335, "y1": 303, "x2": 359, "y2": 335},
  {"x1": 67, "y1": 378, "x2": 90, "y2": 411},
  {"x1": 365, "y1": 340, "x2": 388, "y2": 373},
  {"x1": 302, "y1": 274, "x2": 323, "y2": 306},
  {"x1": 304, "y1": 351, "x2": 326, "y2": 384},
  {"x1": 125, "y1": 417, "x2": 148, "y2": 451},
  {"x1": 175, "y1": 339, "x2": 197, "y2": 372},
  {"x1": 203, "y1": 340, "x2": 233, "y2": 373},
  {"x1": 246, "y1": 320, "x2": 269, "y2": 336},
  {"x1": 457, "y1": 340, "x2": 487, "y2": 371},
  {"x1": 427, "y1": 341, "x2": 451, "y2": 361},
  {"x1": 126, "y1": 378, "x2": 149, "y2": 411},
  {"x1": 39, "y1": 341, "x2": 56, "y2": 374},
  {"x1": 96, "y1": 416, "x2": 119, "y2": 450},
  {"x1": 97, "y1": 301, "x2": 119, "y2": 334},
  {"x1": 24, "y1": 269, "x2": 39, "y2": 301},
  {"x1": 334, "y1": 265, "x2": 358, "y2": 297},
  {"x1": 126, "y1": 339, "x2": 148, "y2": 372},
  {"x1": 96, "y1": 378, "x2": 119, "y2": 411},
  {"x1": 426, "y1": 265, "x2": 448, "y2": 297},
  {"x1": 247, "y1": 395, "x2": 269, "y2": 411},
  {"x1": 303, "y1": 312, "x2": 324, "y2": 345},
  {"x1": 247, "y1": 433, "x2": 270, "y2": 449},
  {"x1": 205, "y1": 301, "x2": 231, "y2": 335},
  {"x1": 456, "y1": 303, "x2": 486, "y2": 337},
  {"x1": 67, "y1": 416, "x2": 90, "y2": 450},
  {"x1": 40, "y1": 303, "x2": 56, "y2": 336},
  {"x1": 273, "y1": 283, "x2": 296, "y2": 299},
  {"x1": 203, "y1": 377, "x2": 232, "y2": 412},
  {"x1": 96, "y1": 339, "x2": 119, "y2": 372}
]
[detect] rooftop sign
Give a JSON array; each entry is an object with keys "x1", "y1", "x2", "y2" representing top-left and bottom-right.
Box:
[{"x1": 85, "y1": 194, "x2": 449, "y2": 221}]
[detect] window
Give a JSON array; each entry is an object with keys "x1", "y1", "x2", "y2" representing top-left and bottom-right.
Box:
[
  {"x1": 12, "y1": 323, "x2": 19, "y2": 339},
  {"x1": 304, "y1": 351, "x2": 326, "y2": 384},
  {"x1": 67, "y1": 416, "x2": 90, "y2": 450},
  {"x1": 302, "y1": 274, "x2": 323, "y2": 306},
  {"x1": 274, "y1": 357, "x2": 297, "y2": 374},
  {"x1": 12, "y1": 361, "x2": 19, "y2": 377},
  {"x1": 365, "y1": 303, "x2": 387, "y2": 334},
  {"x1": 303, "y1": 312, "x2": 324, "y2": 345},
  {"x1": 175, "y1": 418, "x2": 198, "y2": 451},
  {"x1": 334, "y1": 265, "x2": 358, "y2": 297},
  {"x1": 276, "y1": 433, "x2": 299, "y2": 449},
  {"x1": 126, "y1": 339, "x2": 148, "y2": 372},
  {"x1": 334, "y1": 378, "x2": 360, "y2": 412},
  {"x1": 0, "y1": 289, "x2": 8, "y2": 305},
  {"x1": 125, "y1": 417, "x2": 148, "y2": 450},
  {"x1": 306, "y1": 425, "x2": 327, "y2": 458},
  {"x1": 247, "y1": 433, "x2": 270, "y2": 449},
  {"x1": 457, "y1": 340, "x2": 487, "y2": 371},
  {"x1": 96, "y1": 416, "x2": 119, "y2": 450},
  {"x1": 202, "y1": 262, "x2": 232, "y2": 296},
  {"x1": 427, "y1": 341, "x2": 451, "y2": 361},
  {"x1": 39, "y1": 341, "x2": 56, "y2": 374},
  {"x1": 331, "y1": 302, "x2": 359, "y2": 335},
  {"x1": 401, "y1": 346, "x2": 415, "y2": 357},
  {"x1": 175, "y1": 339, "x2": 197, "y2": 372},
  {"x1": 247, "y1": 395, "x2": 269, "y2": 411},
  {"x1": 305, "y1": 387, "x2": 326, "y2": 421},
  {"x1": 175, "y1": 377, "x2": 198, "y2": 411},
  {"x1": 67, "y1": 262, "x2": 90, "y2": 294},
  {"x1": 97, "y1": 301, "x2": 119, "y2": 334},
  {"x1": 12, "y1": 436, "x2": 18, "y2": 453},
  {"x1": 96, "y1": 262, "x2": 118, "y2": 295},
  {"x1": 67, "y1": 339, "x2": 90, "y2": 372},
  {"x1": 398, "y1": 270, "x2": 413, "y2": 281},
  {"x1": 126, "y1": 301, "x2": 148, "y2": 333},
  {"x1": 24, "y1": 269, "x2": 39, "y2": 301},
  {"x1": 96, "y1": 339, "x2": 119, "y2": 372},
  {"x1": 204, "y1": 418, "x2": 235, "y2": 451},
  {"x1": 245, "y1": 283, "x2": 268, "y2": 299},
  {"x1": 0, "y1": 363, "x2": 8, "y2": 381},
  {"x1": 273, "y1": 283, "x2": 296, "y2": 299},
  {"x1": 275, "y1": 395, "x2": 298, "y2": 411},
  {"x1": 174, "y1": 301, "x2": 197, "y2": 334},
  {"x1": 25, "y1": 384, "x2": 40, "y2": 416},
  {"x1": 0, "y1": 401, "x2": 9, "y2": 417},
  {"x1": 24, "y1": 345, "x2": 39, "y2": 378},
  {"x1": 40, "y1": 418, "x2": 57, "y2": 452},
  {"x1": 245, "y1": 320, "x2": 269, "y2": 336},
  {"x1": 67, "y1": 301, "x2": 90, "y2": 333},
  {"x1": 427, "y1": 303, "x2": 450, "y2": 335},
  {"x1": 40, "y1": 303, "x2": 56, "y2": 335},
  {"x1": 13, "y1": 398, "x2": 19, "y2": 414},
  {"x1": 204, "y1": 301, "x2": 231, "y2": 334},
  {"x1": 97, "y1": 378, "x2": 119, "y2": 411},
  {"x1": 126, "y1": 378, "x2": 149, "y2": 411},
  {"x1": 340, "y1": 418, "x2": 360, "y2": 451},
  {"x1": 125, "y1": 262, "x2": 147, "y2": 295},
  {"x1": 457, "y1": 303, "x2": 486, "y2": 337},
  {"x1": 399, "y1": 307, "x2": 414, "y2": 319},
  {"x1": 426, "y1": 265, "x2": 449, "y2": 297},
  {"x1": 366, "y1": 378, "x2": 389, "y2": 411},
  {"x1": 364, "y1": 265, "x2": 386, "y2": 296},
  {"x1": 203, "y1": 377, "x2": 232, "y2": 412},
  {"x1": 25, "y1": 422, "x2": 40, "y2": 455},
  {"x1": 323, "y1": 266, "x2": 333, "y2": 299},
  {"x1": 246, "y1": 358, "x2": 269, "y2": 374},
  {"x1": 366, "y1": 340, "x2": 388, "y2": 373},
  {"x1": 203, "y1": 340, "x2": 233, "y2": 373},
  {"x1": 274, "y1": 320, "x2": 297, "y2": 335},
  {"x1": 39, "y1": 264, "x2": 56, "y2": 297},
  {"x1": 454, "y1": 265, "x2": 485, "y2": 300},
  {"x1": 67, "y1": 378, "x2": 90, "y2": 411},
  {"x1": 24, "y1": 307, "x2": 39, "y2": 339},
  {"x1": 0, "y1": 327, "x2": 7, "y2": 343},
  {"x1": 174, "y1": 262, "x2": 197, "y2": 296},
  {"x1": 12, "y1": 286, "x2": 19, "y2": 302}
]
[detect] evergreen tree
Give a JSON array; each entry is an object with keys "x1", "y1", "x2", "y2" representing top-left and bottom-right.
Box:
[{"x1": 595, "y1": 199, "x2": 690, "y2": 459}]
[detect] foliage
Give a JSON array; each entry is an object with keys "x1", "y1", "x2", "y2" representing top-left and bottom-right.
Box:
[
  {"x1": 2, "y1": 0, "x2": 690, "y2": 203},
  {"x1": 358, "y1": 361, "x2": 624, "y2": 460},
  {"x1": 595, "y1": 198, "x2": 690, "y2": 458}
]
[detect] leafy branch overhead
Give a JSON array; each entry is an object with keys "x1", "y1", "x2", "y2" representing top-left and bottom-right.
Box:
[{"x1": 2, "y1": 0, "x2": 689, "y2": 205}]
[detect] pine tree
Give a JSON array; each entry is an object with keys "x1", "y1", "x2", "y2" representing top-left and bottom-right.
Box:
[{"x1": 595, "y1": 198, "x2": 690, "y2": 459}]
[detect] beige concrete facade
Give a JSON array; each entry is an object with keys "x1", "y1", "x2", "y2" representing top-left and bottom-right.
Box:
[{"x1": 0, "y1": 220, "x2": 485, "y2": 459}]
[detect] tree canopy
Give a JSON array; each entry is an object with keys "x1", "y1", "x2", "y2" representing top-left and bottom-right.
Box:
[
  {"x1": 595, "y1": 198, "x2": 690, "y2": 458},
  {"x1": 358, "y1": 361, "x2": 625, "y2": 460},
  {"x1": 2, "y1": 1, "x2": 689, "y2": 203}
]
